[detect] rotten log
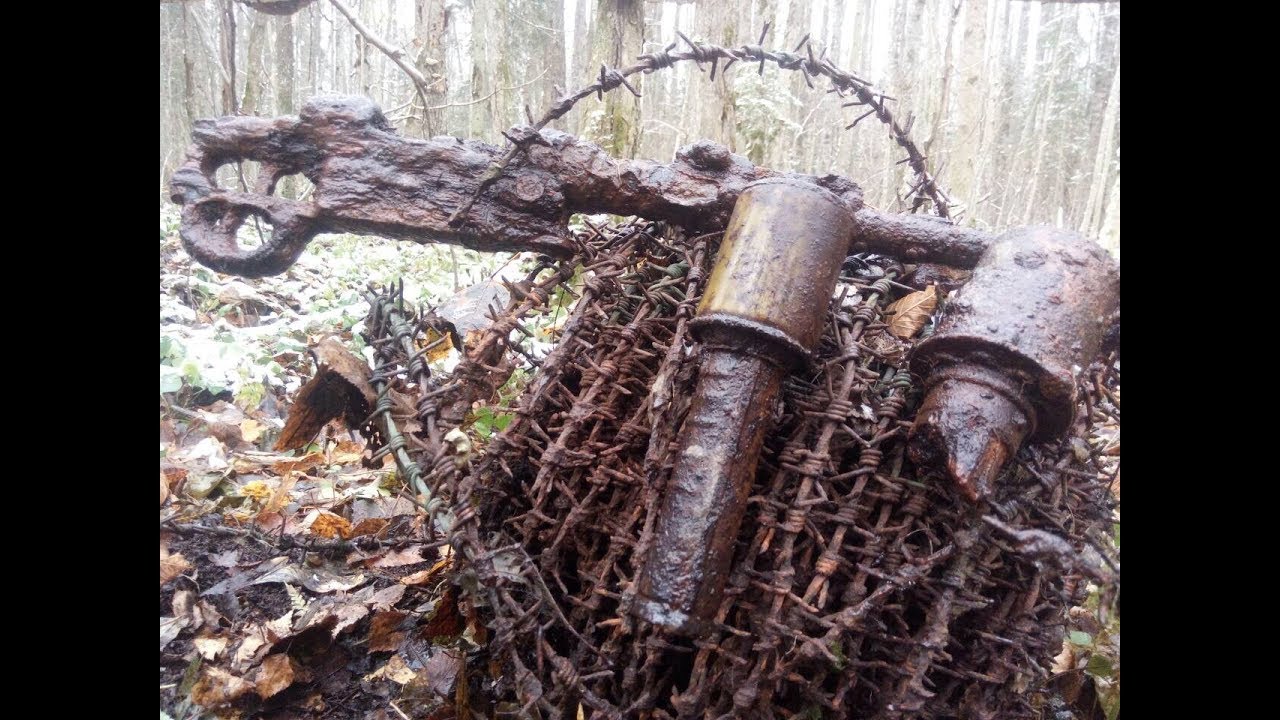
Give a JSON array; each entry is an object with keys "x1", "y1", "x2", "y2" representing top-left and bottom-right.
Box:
[{"x1": 169, "y1": 96, "x2": 992, "y2": 277}]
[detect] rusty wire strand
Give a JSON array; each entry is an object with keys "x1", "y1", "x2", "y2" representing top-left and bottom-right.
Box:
[
  {"x1": 448, "y1": 25, "x2": 951, "y2": 231},
  {"x1": 352, "y1": 219, "x2": 1116, "y2": 718}
]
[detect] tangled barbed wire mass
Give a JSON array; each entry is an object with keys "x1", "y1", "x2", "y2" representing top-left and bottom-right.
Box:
[{"x1": 355, "y1": 215, "x2": 1118, "y2": 718}]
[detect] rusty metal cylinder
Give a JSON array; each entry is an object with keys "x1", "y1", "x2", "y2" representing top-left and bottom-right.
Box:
[
  {"x1": 909, "y1": 225, "x2": 1120, "y2": 501},
  {"x1": 634, "y1": 178, "x2": 855, "y2": 633},
  {"x1": 691, "y1": 177, "x2": 858, "y2": 364}
]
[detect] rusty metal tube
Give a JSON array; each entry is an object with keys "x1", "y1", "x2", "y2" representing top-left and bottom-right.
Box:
[
  {"x1": 634, "y1": 178, "x2": 855, "y2": 633},
  {"x1": 909, "y1": 225, "x2": 1120, "y2": 501},
  {"x1": 633, "y1": 344, "x2": 783, "y2": 631}
]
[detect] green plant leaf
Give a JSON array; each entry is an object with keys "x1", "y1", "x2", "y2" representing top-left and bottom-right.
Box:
[
  {"x1": 1085, "y1": 653, "x2": 1113, "y2": 678},
  {"x1": 160, "y1": 366, "x2": 184, "y2": 394},
  {"x1": 1069, "y1": 631, "x2": 1092, "y2": 646}
]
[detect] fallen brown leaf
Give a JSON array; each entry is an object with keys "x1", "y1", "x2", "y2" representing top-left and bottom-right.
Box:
[
  {"x1": 400, "y1": 557, "x2": 453, "y2": 587},
  {"x1": 161, "y1": 542, "x2": 192, "y2": 585},
  {"x1": 161, "y1": 465, "x2": 189, "y2": 494},
  {"x1": 240, "y1": 418, "x2": 267, "y2": 444},
  {"x1": 201, "y1": 402, "x2": 249, "y2": 449},
  {"x1": 884, "y1": 285, "x2": 938, "y2": 339},
  {"x1": 310, "y1": 511, "x2": 352, "y2": 539},
  {"x1": 160, "y1": 471, "x2": 170, "y2": 506},
  {"x1": 420, "y1": 586, "x2": 464, "y2": 641},
  {"x1": 269, "y1": 453, "x2": 326, "y2": 476},
  {"x1": 208, "y1": 549, "x2": 241, "y2": 568},
  {"x1": 304, "y1": 601, "x2": 370, "y2": 638},
  {"x1": 231, "y1": 632, "x2": 270, "y2": 672},
  {"x1": 254, "y1": 653, "x2": 303, "y2": 700},
  {"x1": 160, "y1": 614, "x2": 188, "y2": 651},
  {"x1": 258, "y1": 471, "x2": 299, "y2": 518},
  {"x1": 369, "y1": 545, "x2": 426, "y2": 569},
  {"x1": 350, "y1": 517, "x2": 390, "y2": 538},
  {"x1": 202, "y1": 556, "x2": 292, "y2": 596},
  {"x1": 191, "y1": 666, "x2": 255, "y2": 707},
  {"x1": 368, "y1": 584, "x2": 406, "y2": 611},
  {"x1": 214, "y1": 555, "x2": 365, "y2": 595},
  {"x1": 403, "y1": 649, "x2": 463, "y2": 709},
  {"x1": 363, "y1": 654, "x2": 416, "y2": 685},
  {"x1": 368, "y1": 610, "x2": 408, "y2": 652},
  {"x1": 330, "y1": 439, "x2": 366, "y2": 465},
  {"x1": 194, "y1": 635, "x2": 229, "y2": 661}
]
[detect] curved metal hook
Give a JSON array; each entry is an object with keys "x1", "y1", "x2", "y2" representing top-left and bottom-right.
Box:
[{"x1": 179, "y1": 191, "x2": 319, "y2": 277}]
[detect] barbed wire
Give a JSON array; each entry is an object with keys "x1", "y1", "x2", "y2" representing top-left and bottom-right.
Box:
[{"x1": 448, "y1": 22, "x2": 953, "y2": 231}]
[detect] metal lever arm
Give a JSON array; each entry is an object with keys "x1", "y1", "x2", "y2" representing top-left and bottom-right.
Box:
[{"x1": 170, "y1": 96, "x2": 993, "y2": 277}]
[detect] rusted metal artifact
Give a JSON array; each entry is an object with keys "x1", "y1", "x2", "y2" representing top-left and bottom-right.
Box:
[
  {"x1": 348, "y1": 235, "x2": 1120, "y2": 718},
  {"x1": 908, "y1": 226, "x2": 1121, "y2": 502},
  {"x1": 633, "y1": 178, "x2": 858, "y2": 632},
  {"x1": 168, "y1": 91, "x2": 1120, "y2": 716},
  {"x1": 169, "y1": 97, "x2": 992, "y2": 277}
]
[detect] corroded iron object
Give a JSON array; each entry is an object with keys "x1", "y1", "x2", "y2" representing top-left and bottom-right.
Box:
[
  {"x1": 693, "y1": 178, "x2": 861, "y2": 362},
  {"x1": 634, "y1": 180, "x2": 855, "y2": 633},
  {"x1": 909, "y1": 225, "x2": 1120, "y2": 501},
  {"x1": 169, "y1": 97, "x2": 992, "y2": 277}
]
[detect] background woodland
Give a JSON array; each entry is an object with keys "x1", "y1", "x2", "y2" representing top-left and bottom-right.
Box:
[{"x1": 159, "y1": 0, "x2": 1120, "y2": 254}]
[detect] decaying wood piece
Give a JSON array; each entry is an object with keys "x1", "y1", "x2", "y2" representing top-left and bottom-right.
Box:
[{"x1": 169, "y1": 96, "x2": 993, "y2": 277}]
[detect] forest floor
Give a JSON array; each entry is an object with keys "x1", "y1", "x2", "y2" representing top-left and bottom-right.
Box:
[
  {"x1": 159, "y1": 209, "x2": 1119, "y2": 720},
  {"x1": 159, "y1": 207, "x2": 526, "y2": 719}
]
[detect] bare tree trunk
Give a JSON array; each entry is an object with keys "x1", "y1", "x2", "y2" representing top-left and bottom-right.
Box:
[
  {"x1": 534, "y1": 0, "x2": 567, "y2": 131},
  {"x1": 693, "y1": 0, "x2": 738, "y2": 151},
  {"x1": 924, "y1": 0, "x2": 961, "y2": 162},
  {"x1": 219, "y1": 0, "x2": 239, "y2": 114},
  {"x1": 970, "y1": 0, "x2": 1005, "y2": 228},
  {"x1": 411, "y1": 0, "x2": 448, "y2": 138},
  {"x1": 1083, "y1": 63, "x2": 1119, "y2": 239},
  {"x1": 570, "y1": 0, "x2": 593, "y2": 135},
  {"x1": 182, "y1": 2, "x2": 197, "y2": 127},
  {"x1": 240, "y1": 8, "x2": 270, "y2": 114},
  {"x1": 308, "y1": 0, "x2": 321, "y2": 92},
  {"x1": 277, "y1": 11, "x2": 297, "y2": 197},
  {"x1": 951, "y1": 0, "x2": 987, "y2": 219},
  {"x1": 494, "y1": 1, "x2": 513, "y2": 128},
  {"x1": 443, "y1": 0, "x2": 474, "y2": 137},
  {"x1": 587, "y1": 0, "x2": 644, "y2": 158},
  {"x1": 995, "y1": 1, "x2": 1031, "y2": 228}
]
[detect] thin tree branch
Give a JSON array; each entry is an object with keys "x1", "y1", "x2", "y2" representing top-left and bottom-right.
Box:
[
  {"x1": 327, "y1": 0, "x2": 431, "y2": 96},
  {"x1": 425, "y1": 68, "x2": 550, "y2": 112}
]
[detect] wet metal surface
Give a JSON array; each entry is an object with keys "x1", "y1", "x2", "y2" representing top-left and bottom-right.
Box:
[
  {"x1": 910, "y1": 226, "x2": 1121, "y2": 501},
  {"x1": 636, "y1": 180, "x2": 856, "y2": 632},
  {"x1": 169, "y1": 97, "x2": 993, "y2": 277},
  {"x1": 633, "y1": 347, "x2": 783, "y2": 633}
]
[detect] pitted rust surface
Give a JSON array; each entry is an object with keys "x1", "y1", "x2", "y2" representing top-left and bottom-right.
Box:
[
  {"x1": 633, "y1": 346, "x2": 783, "y2": 633},
  {"x1": 909, "y1": 366, "x2": 1032, "y2": 503},
  {"x1": 693, "y1": 178, "x2": 858, "y2": 357},
  {"x1": 910, "y1": 226, "x2": 1121, "y2": 501},
  {"x1": 169, "y1": 97, "x2": 994, "y2": 277},
  {"x1": 635, "y1": 180, "x2": 856, "y2": 630}
]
